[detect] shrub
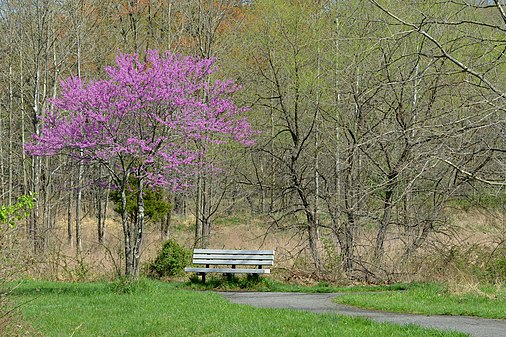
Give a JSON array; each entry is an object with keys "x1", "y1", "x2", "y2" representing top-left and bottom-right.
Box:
[
  {"x1": 148, "y1": 240, "x2": 190, "y2": 278},
  {"x1": 485, "y1": 256, "x2": 506, "y2": 284}
]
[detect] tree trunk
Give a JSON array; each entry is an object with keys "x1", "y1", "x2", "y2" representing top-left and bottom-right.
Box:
[
  {"x1": 132, "y1": 177, "x2": 145, "y2": 278},
  {"x1": 201, "y1": 174, "x2": 211, "y2": 248},
  {"x1": 341, "y1": 148, "x2": 357, "y2": 278},
  {"x1": 97, "y1": 165, "x2": 105, "y2": 244},
  {"x1": 307, "y1": 212, "x2": 323, "y2": 276},
  {"x1": 31, "y1": 64, "x2": 41, "y2": 253},
  {"x1": 121, "y1": 181, "x2": 133, "y2": 278},
  {"x1": 374, "y1": 171, "x2": 397, "y2": 261},
  {"x1": 67, "y1": 174, "x2": 73, "y2": 247},
  {"x1": 75, "y1": 159, "x2": 83, "y2": 255},
  {"x1": 102, "y1": 180, "x2": 110, "y2": 242},
  {"x1": 8, "y1": 53, "x2": 13, "y2": 207},
  {"x1": 194, "y1": 173, "x2": 203, "y2": 248},
  {"x1": 160, "y1": 195, "x2": 173, "y2": 241}
]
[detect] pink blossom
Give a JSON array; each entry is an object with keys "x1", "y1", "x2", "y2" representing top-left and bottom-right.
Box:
[{"x1": 26, "y1": 50, "x2": 255, "y2": 190}]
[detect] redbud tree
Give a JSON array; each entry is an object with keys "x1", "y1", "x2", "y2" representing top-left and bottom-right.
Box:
[{"x1": 27, "y1": 50, "x2": 255, "y2": 278}]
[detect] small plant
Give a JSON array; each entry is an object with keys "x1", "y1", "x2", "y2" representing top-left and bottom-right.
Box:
[
  {"x1": 0, "y1": 193, "x2": 37, "y2": 335},
  {"x1": 110, "y1": 277, "x2": 151, "y2": 294},
  {"x1": 0, "y1": 193, "x2": 36, "y2": 228},
  {"x1": 485, "y1": 256, "x2": 506, "y2": 283},
  {"x1": 148, "y1": 240, "x2": 190, "y2": 278}
]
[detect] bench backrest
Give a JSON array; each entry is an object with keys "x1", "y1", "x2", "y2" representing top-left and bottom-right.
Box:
[{"x1": 192, "y1": 249, "x2": 275, "y2": 266}]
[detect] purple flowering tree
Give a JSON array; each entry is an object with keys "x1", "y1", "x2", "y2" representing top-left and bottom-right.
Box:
[{"x1": 26, "y1": 50, "x2": 254, "y2": 278}]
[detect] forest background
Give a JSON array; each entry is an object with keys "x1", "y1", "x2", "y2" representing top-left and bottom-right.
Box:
[{"x1": 0, "y1": 0, "x2": 505, "y2": 284}]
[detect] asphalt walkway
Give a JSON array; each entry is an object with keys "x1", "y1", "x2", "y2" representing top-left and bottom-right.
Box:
[{"x1": 220, "y1": 292, "x2": 506, "y2": 337}]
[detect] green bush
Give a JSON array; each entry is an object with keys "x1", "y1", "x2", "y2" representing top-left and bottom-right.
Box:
[
  {"x1": 485, "y1": 257, "x2": 506, "y2": 283},
  {"x1": 148, "y1": 240, "x2": 190, "y2": 278}
]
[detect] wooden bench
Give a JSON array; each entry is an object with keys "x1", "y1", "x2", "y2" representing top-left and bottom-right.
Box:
[{"x1": 184, "y1": 249, "x2": 275, "y2": 283}]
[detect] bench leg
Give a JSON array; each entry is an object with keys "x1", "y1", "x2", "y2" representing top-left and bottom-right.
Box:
[
  {"x1": 227, "y1": 264, "x2": 235, "y2": 281},
  {"x1": 199, "y1": 272, "x2": 206, "y2": 283},
  {"x1": 250, "y1": 273, "x2": 260, "y2": 281}
]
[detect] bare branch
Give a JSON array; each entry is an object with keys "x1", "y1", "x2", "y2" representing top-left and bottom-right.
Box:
[
  {"x1": 368, "y1": 0, "x2": 506, "y2": 99},
  {"x1": 438, "y1": 157, "x2": 506, "y2": 186}
]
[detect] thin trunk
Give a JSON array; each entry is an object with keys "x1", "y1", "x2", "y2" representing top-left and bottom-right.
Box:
[
  {"x1": 97, "y1": 185, "x2": 103, "y2": 243},
  {"x1": 403, "y1": 221, "x2": 433, "y2": 261},
  {"x1": 0, "y1": 87, "x2": 5, "y2": 203},
  {"x1": 75, "y1": 153, "x2": 83, "y2": 254},
  {"x1": 132, "y1": 178, "x2": 145, "y2": 278},
  {"x1": 341, "y1": 149, "x2": 356, "y2": 277},
  {"x1": 164, "y1": 211, "x2": 171, "y2": 240},
  {"x1": 160, "y1": 194, "x2": 173, "y2": 241},
  {"x1": 8, "y1": 54, "x2": 14, "y2": 206},
  {"x1": 307, "y1": 213, "x2": 322, "y2": 275},
  {"x1": 43, "y1": 157, "x2": 50, "y2": 251},
  {"x1": 194, "y1": 174, "x2": 202, "y2": 248},
  {"x1": 292, "y1": 163, "x2": 323, "y2": 274},
  {"x1": 374, "y1": 172, "x2": 397, "y2": 260},
  {"x1": 201, "y1": 173, "x2": 210, "y2": 248},
  {"x1": 20, "y1": 51, "x2": 28, "y2": 198},
  {"x1": 331, "y1": 10, "x2": 344, "y2": 276},
  {"x1": 102, "y1": 177, "x2": 110, "y2": 242},
  {"x1": 67, "y1": 174, "x2": 73, "y2": 247},
  {"x1": 20, "y1": 46, "x2": 31, "y2": 246},
  {"x1": 335, "y1": 10, "x2": 342, "y2": 208},
  {"x1": 269, "y1": 88, "x2": 275, "y2": 212},
  {"x1": 128, "y1": 0, "x2": 139, "y2": 52},
  {"x1": 314, "y1": 10, "x2": 321, "y2": 240},
  {"x1": 167, "y1": 1, "x2": 172, "y2": 50},
  {"x1": 121, "y1": 182, "x2": 133, "y2": 278},
  {"x1": 32, "y1": 64, "x2": 41, "y2": 253},
  {"x1": 260, "y1": 160, "x2": 265, "y2": 213},
  {"x1": 97, "y1": 165, "x2": 104, "y2": 243},
  {"x1": 43, "y1": 22, "x2": 58, "y2": 251},
  {"x1": 75, "y1": 8, "x2": 83, "y2": 254}
]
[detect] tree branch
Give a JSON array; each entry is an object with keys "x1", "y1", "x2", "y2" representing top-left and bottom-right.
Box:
[{"x1": 438, "y1": 157, "x2": 506, "y2": 186}]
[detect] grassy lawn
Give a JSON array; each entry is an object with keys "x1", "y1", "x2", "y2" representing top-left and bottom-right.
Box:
[
  {"x1": 7, "y1": 279, "x2": 467, "y2": 337},
  {"x1": 333, "y1": 283, "x2": 506, "y2": 319}
]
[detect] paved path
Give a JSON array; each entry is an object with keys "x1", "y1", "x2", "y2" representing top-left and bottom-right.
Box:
[{"x1": 219, "y1": 292, "x2": 506, "y2": 337}]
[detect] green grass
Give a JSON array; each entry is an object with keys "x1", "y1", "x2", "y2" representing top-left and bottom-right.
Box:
[
  {"x1": 333, "y1": 283, "x2": 506, "y2": 319},
  {"x1": 446, "y1": 193, "x2": 506, "y2": 211},
  {"x1": 8, "y1": 279, "x2": 467, "y2": 337},
  {"x1": 212, "y1": 213, "x2": 254, "y2": 226}
]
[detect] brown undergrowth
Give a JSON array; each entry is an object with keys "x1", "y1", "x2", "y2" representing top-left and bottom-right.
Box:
[{"x1": 5, "y1": 208, "x2": 505, "y2": 289}]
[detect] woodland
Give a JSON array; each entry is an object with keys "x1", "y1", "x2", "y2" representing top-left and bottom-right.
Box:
[{"x1": 0, "y1": 0, "x2": 505, "y2": 284}]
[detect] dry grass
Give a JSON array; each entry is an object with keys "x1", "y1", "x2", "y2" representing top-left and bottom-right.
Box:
[
  {"x1": 9, "y1": 212, "x2": 305, "y2": 281},
  {"x1": 4, "y1": 205, "x2": 504, "y2": 286}
]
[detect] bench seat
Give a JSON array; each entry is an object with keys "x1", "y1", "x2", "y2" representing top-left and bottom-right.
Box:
[{"x1": 184, "y1": 267, "x2": 271, "y2": 274}]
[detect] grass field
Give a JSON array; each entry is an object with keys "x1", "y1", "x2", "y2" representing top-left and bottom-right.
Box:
[
  {"x1": 333, "y1": 282, "x2": 506, "y2": 319},
  {"x1": 8, "y1": 279, "x2": 468, "y2": 337}
]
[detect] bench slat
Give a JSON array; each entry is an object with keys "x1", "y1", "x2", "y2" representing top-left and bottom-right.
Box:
[
  {"x1": 193, "y1": 259, "x2": 274, "y2": 265},
  {"x1": 185, "y1": 267, "x2": 270, "y2": 274},
  {"x1": 193, "y1": 249, "x2": 274, "y2": 255},
  {"x1": 193, "y1": 254, "x2": 274, "y2": 260}
]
